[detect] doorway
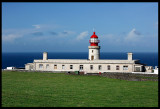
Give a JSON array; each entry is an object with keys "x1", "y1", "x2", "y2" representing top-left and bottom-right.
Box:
[{"x1": 91, "y1": 56, "x2": 94, "y2": 60}]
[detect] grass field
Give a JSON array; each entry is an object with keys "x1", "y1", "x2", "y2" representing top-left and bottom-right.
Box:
[{"x1": 2, "y1": 71, "x2": 158, "y2": 107}]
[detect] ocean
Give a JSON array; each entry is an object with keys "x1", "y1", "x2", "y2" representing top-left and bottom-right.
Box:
[{"x1": 2, "y1": 52, "x2": 158, "y2": 69}]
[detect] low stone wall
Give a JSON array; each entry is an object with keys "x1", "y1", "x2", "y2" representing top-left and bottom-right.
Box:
[
  {"x1": 86, "y1": 73, "x2": 99, "y2": 76},
  {"x1": 2, "y1": 69, "x2": 28, "y2": 72},
  {"x1": 101, "y1": 72, "x2": 158, "y2": 81}
]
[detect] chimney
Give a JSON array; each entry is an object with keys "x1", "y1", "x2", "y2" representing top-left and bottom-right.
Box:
[
  {"x1": 128, "y1": 52, "x2": 132, "y2": 61},
  {"x1": 43, "y1": 52, "x2": 48, "y2": 60}
]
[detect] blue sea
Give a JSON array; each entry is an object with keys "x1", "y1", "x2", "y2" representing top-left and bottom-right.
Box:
[{"x1": 2, "y1": 52, "x2": 158, "y2": 69}]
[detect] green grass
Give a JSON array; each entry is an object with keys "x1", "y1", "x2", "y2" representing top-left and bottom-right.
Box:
[{"x1": 2, "y1": 71, "x2": 158, "y2": 107}]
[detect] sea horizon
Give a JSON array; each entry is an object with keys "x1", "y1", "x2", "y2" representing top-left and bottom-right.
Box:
[{"x1": 2, "y1": 52, "x2": 158, "y2": 69}]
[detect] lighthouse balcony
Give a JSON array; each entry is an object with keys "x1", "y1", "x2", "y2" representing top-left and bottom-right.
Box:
[{"x1": 89, "y1": 39, "x2": 100, "y2": 43}]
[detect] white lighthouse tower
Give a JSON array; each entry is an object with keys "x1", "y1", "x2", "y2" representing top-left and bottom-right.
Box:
[{"x1": 88, "y1": 31, "x2": 100, "y2": 60}]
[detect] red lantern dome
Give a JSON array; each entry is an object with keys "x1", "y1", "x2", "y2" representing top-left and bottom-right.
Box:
[
  {"x1": 89, "y1": 32, "x2": 100, "y2": 46},
  {"x1": 90, "y1": 32, "x2": 98, "y2": 38}
]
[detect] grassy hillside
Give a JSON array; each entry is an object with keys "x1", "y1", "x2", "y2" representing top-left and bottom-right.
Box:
[{"x1": 2, "y1": 71, "x2": 158, "y2": 107}]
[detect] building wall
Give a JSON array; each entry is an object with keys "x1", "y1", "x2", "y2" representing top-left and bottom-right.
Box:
[
  {"x1": 25, "y1": 52, "x2": 145, "y2": 73},
  {"x1": 25, "y1": 64, "x2": 30, "y2": 70},
  {"x1": 25, "y1": 63, "x2": 34, "y2": 70},
  {"x1": 154, "y1": 69, "x2": 158, "y2": 74},
  {"x1": 134, "y1": 64, "x2": 144, "y2": 72},
  {"x1": 33, "y1": 62, "x2": 134, "y2": 73},
  {"x1": 145, "y1": 66, "x2": 153, "y2": 73}
]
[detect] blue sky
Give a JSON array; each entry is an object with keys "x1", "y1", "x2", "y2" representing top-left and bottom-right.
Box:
[{"x1": 2, "y1": 2, "x2": 158, "y2": 52}]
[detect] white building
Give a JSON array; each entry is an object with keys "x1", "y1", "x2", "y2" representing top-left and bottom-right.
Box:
[
  {"x1": 153, "y1": 66, "x2": 158, "y2": 74},
  {"x1": 25, "y1": 31, "x2": 152, "y2": 74},
  {"x1": 6, "y1": 67, "x2": 16, "y2": 70}
]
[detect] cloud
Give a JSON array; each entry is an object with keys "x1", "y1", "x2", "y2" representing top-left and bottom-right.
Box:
[
  {"x1": 32, "y1": 25, "x2": 41, "y2": 29},
  {"x1": 2, "y1": 29, "x2": 31, "y2": 42},
  {"x1": 134, "y1": 30, "x2": 141, "y2": 35},
  {"x1": 100, "y1": 33, "x2": 122, "y2": 44},
  {"x1": 31, "y1": 31, "x2": 43, "y2": 36},
  {"x1": 49, "y1": 30, "x2": 75, "y2": 37},
  {"x1": 58, "y1": 30, "x2": 76, "y2": 37},
  {"x1": 2, "y1": 33, "x2": 22, "y2": 42},
  {"x1": 76, "y1": 31, "x2": 89, "y2": 40},
  {"x1": 49, "y1": 31, "x2": 58, "y2": 35},
  {"x1": 62, "y1": 30, "x2": 75, "y2": 35},
  {"x1": 31, "y1": 36, "x2": 48, "y2": 41},
  {"x1": 2, "y1": 28, "x2": 44, "y2": 42},
  {"x1": 62, "y1": 31, "x2": 68, "y2": 34},
  {"x1": 124, "y1": 28, "x2": 142, "y2": 42},
  {"x1": 2, "y1": 24, "x2": 76, "y2": 43}
]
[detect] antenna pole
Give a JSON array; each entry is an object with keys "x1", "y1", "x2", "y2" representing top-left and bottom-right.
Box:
[{"x1": 93, "y1": 28, "x2": 95, "y2": 32}]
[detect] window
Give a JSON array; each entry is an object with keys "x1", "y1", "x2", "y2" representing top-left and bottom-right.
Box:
[
  {"x1": 80, "y1": 65, "x2": 83, "y2": 70},
  {"x1": 107, "y1": 65, "x2": 110, "y2": 70},
  {"x1": 116, "y1": 65, "x2": 119, "y2": 70},
  {"x1": 90, "y1": 38, "x2": 99, "y2": 43},
  {"x1": 123, "y1": 66, "x2": 128, "y2": 70},
  {"x1": 46, "y1": 64, "x2": 49, "y2": 69},
  {"x1": 90, "y1": 65, "x2": 93, "y2": 70},
  {"x1": 98, "y1": 65, "x2": 102, "y2": 70},
  {"x1": 39, "y1": 64, "x2": 43, "y2": 69},
  {"x1": 54, "y1": 65, "x2": 57, "y2": 69},
  {"x1": 70, "y1": 65, "x2": 73, "y2": 69},
  {"x1": 62, "y1": 65, "x2": 65, "y2": 69}
]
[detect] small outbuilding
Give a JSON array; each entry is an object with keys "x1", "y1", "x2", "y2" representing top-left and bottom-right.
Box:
[{"x1": 6, "y1": 67, "x2": 16, "y2": 70}]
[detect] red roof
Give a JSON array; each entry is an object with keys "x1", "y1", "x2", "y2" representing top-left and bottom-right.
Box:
[{"x1": 90, "y1": 32, "x2": 98, "y2": 38}]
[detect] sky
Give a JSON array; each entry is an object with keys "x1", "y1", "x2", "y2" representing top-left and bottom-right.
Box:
[{"x1": 2, "y1": 2, "x2": 158, "y2": 53}]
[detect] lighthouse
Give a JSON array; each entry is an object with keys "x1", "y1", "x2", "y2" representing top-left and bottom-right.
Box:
[{"x1": 88, "y1": 31, "x2": 100, "y2": 60}]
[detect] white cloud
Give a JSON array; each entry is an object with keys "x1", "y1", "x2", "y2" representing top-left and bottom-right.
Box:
[
  {"x1": 76, "y1": 31, "x2": 89, "y2": 40},
  {"x1": 2, "y1": 29, "x2": 31, "y2": 42},
  {"x1": 32, "y1": 25, "x2": 41, "y2": 29},
  {"x1": 100, "y1": 33, "x2": 122, "y2": 44},
  {"x1": 2, "y1": 25, "x2": 45, "y2": 42},
  {"x1": 58, "y1": 30, "x2": 76, "y2": 37},
  {"x1": 2, "y1": 33, "x2": 22, "y2": 42},
  {"x1": 124, "y1": 28, "x2": 142, "y2": 42},
  {"x1": 31, "y1": 36, "x2": 48, "y2": 41}
]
